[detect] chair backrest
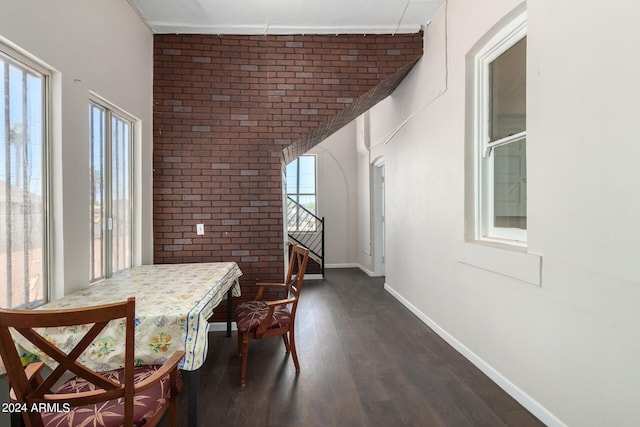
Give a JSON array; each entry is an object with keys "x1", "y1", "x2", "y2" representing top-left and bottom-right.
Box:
[
  {"x1": 0, "y1": 298, "x2": 136, "y2": 427},
  {"x1": 285, "y1": 244, "x2": 310, "y2": 310}
]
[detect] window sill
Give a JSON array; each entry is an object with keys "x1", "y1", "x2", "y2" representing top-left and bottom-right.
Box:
[{"x1": 456, "y1": 241, "x2": 542, "y2": 286}]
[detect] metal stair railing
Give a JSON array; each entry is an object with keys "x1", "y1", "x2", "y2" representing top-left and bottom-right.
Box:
[{"x1": 286, "y1": 196, "x2": 324, "y2": 277}]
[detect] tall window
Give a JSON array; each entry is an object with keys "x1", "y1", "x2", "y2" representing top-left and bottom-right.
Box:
[
  {"x1": 286, "y1": 155, "x2": 316, "y2": 232},
  {"x1": 0, "y1": 48, "x2": 49, "y2": 308},
  {"x1": 476, "y1": 13, "x2": 527, "y2": 244},
  {"x1": 90, "y1": 100, "x2": 132, "y2": 283}
]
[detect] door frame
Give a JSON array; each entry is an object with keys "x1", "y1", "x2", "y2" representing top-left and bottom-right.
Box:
[{"x1": 372, "y1": 159, "x2": 385, "y2": 276}]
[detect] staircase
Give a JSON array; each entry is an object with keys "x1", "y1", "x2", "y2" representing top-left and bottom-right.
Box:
[{"x1": 286, "y1": 196, "x2": 324, "y2": 277}]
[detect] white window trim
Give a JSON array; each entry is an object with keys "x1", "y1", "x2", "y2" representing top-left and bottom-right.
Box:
[
  {"x1": 475, "y1": 11, "x2": 527, "y2": 246},
  {"x1": 0, "y1": 41, "x2": 53, "y2": 307},
  {"x1": 89, "y1": 93, "x2": 138, "y2": 283}
]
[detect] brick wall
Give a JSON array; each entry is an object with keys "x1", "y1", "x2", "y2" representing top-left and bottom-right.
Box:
[{"x1": 153, "y1": 33, "x2": 422, "y2": 319}]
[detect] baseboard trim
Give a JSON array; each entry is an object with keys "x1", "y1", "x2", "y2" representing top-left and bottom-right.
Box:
[
  {"x1": 209, "y1": 322, "x2": 237, "y2": 332},
  {"x1": 357, "y1": 265, "x2": 377, "y2": 277},
  {"x1": 383, "y1": 282, "x2": 566, "y2": 427},
  {"x1": 325, "y1": 263, "x2": 379, "y2": 277},
  {"x1": 325, "y1": 262, "x2": 360, "y2": 269}
]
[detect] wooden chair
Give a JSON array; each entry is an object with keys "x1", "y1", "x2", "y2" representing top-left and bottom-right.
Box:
[
  {"x1": 0, "y1": 297, "x2": 185, "y2": 427},
  {"x1": 235, "y1": 244, "x2": 310, "y2": 386}
]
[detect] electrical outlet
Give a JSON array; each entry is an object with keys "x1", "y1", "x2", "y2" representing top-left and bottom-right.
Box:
[{"x1": 196, "y1": 224, "x2": 205, "y2": 235}]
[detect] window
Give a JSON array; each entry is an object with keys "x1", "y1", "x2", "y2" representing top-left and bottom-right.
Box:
[
  {"x1": 286, "y1": 155, "x2": 316, "y2": 232},
  {"x1": 476, "y1": 13, "x2": 527, "y2": 244},
  {"x1": 0, "y1": 47, "x2": 49, "y2": 308},
  {"x1": 89, "y1": 100, "x2": 133, "y2": 283}
]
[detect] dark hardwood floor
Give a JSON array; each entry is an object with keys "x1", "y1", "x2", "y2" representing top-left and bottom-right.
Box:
[{"x1": 173, "y1": 268, "x2": 545, "y2": 426}]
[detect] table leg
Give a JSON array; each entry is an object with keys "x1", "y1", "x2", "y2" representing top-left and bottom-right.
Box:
[
  {"x1": 10, "y1": 412, "x2": 22, "y2": 427},
  {"x1": 183, "y1": 369, "x2": 199, "y2": 427},
  {"x1": 226, "y1": 287, "x2": 233, "y2": 338}
]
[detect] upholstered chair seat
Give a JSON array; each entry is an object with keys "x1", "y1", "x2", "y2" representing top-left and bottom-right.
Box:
[
  {"x1": 234, "y1": 244, "x2": 310, "y2": 386},
  {"x1": 41, "y1": 365, "x2": 173, "y2": 427},
  {"x1": 235, "y1": 301, "x2": 292, "y2": 334}
]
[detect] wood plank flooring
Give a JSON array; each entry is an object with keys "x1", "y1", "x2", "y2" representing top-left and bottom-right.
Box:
[{"x1": 171, "y1": 268, "x2": 545, "y2": 427}]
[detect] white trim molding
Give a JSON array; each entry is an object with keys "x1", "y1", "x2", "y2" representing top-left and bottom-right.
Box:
[
  {"x1": 383, "y1": 282, "x2": 566, "y2": 427},
  {"x1": 474, "y1": 10, "x2": 528, "y2": 245},
  {"x1": 325, "y1": 263, "x2": 378, "y2": 277}
]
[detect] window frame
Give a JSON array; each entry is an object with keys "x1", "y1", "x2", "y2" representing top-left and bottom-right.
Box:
[
  {"x1": 0, "y1": 43, "x2": 51, "y2": 308},
  {"x1": 286, "y1": 154, "x2": 317, "y2": 233},
  {"x1": 89, "y1": 96, "x2": 134, "y2": 283},
  {"x1": 475, "y1": 12, "x2": 527, "y2": 246}
]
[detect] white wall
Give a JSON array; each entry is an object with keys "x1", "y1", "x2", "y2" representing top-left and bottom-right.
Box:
[
  {"x1": 310, "y1": 112, "x2": 391, "y2": 274},
  {"x1": 361, "y1": 1, "x2": 640, "y2": 426},
  {"x1": 355, "y1": 114, "x2": 373, "y2": 271},
  {"x1": 4, "y1": 0, "x2": 638, "y2": 424},
  {"x1": 308, "y1": 122, "x2": 359, "y2": 266},
  {"x1": 309, "y1": 115, "x2": 384, "y2": 273},
  {"x1": 0, "y1": 0, "x2": 153, "y2": 296}
]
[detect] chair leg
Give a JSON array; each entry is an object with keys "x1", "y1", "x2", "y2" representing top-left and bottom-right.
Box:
[
  {"x1": 237, "y1": 329, "x2": 242, "y2": 357},
  {"x1": 240, "y1": 334, "x2": 249, "y2": 387},
  {"x1": 288, "y1": 330, "x2": 300, "y2": 373},
  {"x1": 168, "y1": 388, "x2": 178, "y2": 427},
  {"x1": 282, "y1": 333, "x2": 290, "y2": 352}
]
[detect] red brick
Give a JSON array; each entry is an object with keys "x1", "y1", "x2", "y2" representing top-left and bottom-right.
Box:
[{"x1": 153, "y1": 33, "x2": 422, "y2": 320}]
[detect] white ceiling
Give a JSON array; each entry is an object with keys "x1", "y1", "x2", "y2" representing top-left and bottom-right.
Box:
[{"x1": 129, "y1": 0, "x2": 444, "y2": 35}]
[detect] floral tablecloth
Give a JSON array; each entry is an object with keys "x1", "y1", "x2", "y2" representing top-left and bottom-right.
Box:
[{"x1": 1, "y1": 262, "x2": 242, "y2": 375}]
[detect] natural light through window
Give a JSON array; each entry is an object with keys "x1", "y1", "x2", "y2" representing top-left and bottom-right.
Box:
[
  {"x1": 286, "y1": 155, "x2": 316, "y2": 232},
  {"x1": 0, "y1": 48, "x2": 48, "y2": 308},
  {"x1": 89, "y1": 100, "x2": 133, "y2": 283}
]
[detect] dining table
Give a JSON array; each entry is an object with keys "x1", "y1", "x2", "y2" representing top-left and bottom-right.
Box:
[{"x1": 2, "y1": 261, "x2": 242, "y2": 427}]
